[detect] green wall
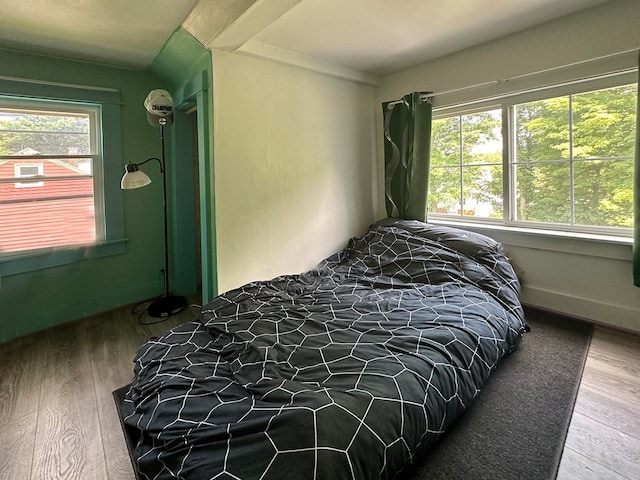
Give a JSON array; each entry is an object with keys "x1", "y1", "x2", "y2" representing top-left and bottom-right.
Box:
[
  {"x1": 148, "y1": 27, "x2": 211, "y2": 92},
  {"x1": 148, "y1": 27, "x2": 217, "y2": 304},
  {"x1": 0, "y1": 48, "x2": 171, "y2": 342}
]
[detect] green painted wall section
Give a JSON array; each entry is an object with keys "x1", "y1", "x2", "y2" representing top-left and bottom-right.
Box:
[
  {"x1": 148, "y1": 27, "x2": 211, "y2": 92},
  {"x1": 0, "y1": 48, "x2": 171, "y2": 342},
  {"x1": 147, "y1": 27, "x2": 217, "y2": 304}
]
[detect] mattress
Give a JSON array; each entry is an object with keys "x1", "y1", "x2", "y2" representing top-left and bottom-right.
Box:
[{"x1": 124, "y1": 219, "x2": 527, "y2": 479}]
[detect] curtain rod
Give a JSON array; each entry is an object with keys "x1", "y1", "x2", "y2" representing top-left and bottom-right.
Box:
[
  {"x1": 391, "y1": 46, "x2": 639, "y2": 103},
  {"x1": 434, "y1": 67, "x2": 637, "y2": 114}
]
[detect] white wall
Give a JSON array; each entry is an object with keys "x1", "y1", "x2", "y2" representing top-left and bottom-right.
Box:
[
  {"x1": 378, "y1": 0, "x2": 640, "y2": 332},
  {"x1": 212, "y1": 50, "x2": 377, "y2": 293},
  {"x1": 379, "y1": 0, "x2": 640, "y2": 105}
]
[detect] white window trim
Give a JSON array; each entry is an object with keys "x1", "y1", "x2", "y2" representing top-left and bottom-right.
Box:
[
  {"x1": 430, "y1": 218, "x2": 632, "y2": 261},
  {"x1": 0, "y1": 99, "x2": 104, "y2": 249},
  {"x1": 430, "y1": 70, "x2": 637, "y2": 242},
  {"x1": 433, "y1": 68, "x2": 637, "y2": 118}
]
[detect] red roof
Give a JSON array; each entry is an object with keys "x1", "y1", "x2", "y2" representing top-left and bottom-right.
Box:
[{"x1": 0, "y1": 159, "x2": 96, "y2": 254}]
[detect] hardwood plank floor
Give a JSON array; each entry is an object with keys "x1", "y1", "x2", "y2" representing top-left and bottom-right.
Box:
[
  {"x1": 0, "y1": 333, "x2": 45, "y2": 423},
  {"x1": 31, "y1": 324, "x2": 106, "y2": 480},
  {"x1": 556, "y1": 448, "x2": 629, "y2": 480},
  {"x1": 0, "y1": 298, "x2": 196, "y2": 480},
  {"x1": 84, "y1": 310, "x2": 144, "y2": 480},
  {"x1": 557, "y1": 326, "x2": 640, "y2": 480},
  {"x1": 0, "y1": 413, "x2": 37, "y2": 480},
  {"x1": 0, "y1": 301, "x2": 638, "y2": 480}
]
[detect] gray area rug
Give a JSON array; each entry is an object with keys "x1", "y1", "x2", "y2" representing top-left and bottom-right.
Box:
[
  {"x1": 114, "y1": 307, "x2": 592, "y2": 480},
  {"x1": 403, "y1": 306, "x2": 593, "y2": 480}
]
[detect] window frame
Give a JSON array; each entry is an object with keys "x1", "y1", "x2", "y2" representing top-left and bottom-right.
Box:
[
  {"x1": 429, "y1": 106, "x2": 505, "y2": 220},
  {"x1": 1, "y1": 99, "x2": 102, "y2": 247},
  {"x1": 0, "y1": 77, "x2": 126, "y2": 277},
  {"x1": 429, "y1": 70, "x2": 637, "y2": 240},
  {"x1": 14, "y1": 162, "x2": 45, "y2": 188}
]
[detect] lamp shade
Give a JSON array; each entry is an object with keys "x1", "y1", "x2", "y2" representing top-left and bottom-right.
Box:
[{"x1": 121, "y1": 163, "x2": 151, "y2": 189}]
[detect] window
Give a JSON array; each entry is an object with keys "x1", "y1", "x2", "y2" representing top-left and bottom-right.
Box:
[
  {"x1": 14, "y1": 162, "x2": 44, "y2": 187},
  {"x1": 429, "y1": 79, "x2": 637, "y2": 236},
  {"x1": 430, "y1": 109, "x2": 503, "y2": 218},
  {"x1": 0, "y1": 101, "x2": 101, "y2": 253},
  {"x1": 0, "y1": 77, "x2": 125, "y2": 276}
]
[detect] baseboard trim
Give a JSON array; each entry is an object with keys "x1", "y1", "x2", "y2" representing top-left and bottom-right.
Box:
[
  {"x1": 0, "y1": 280, "x2": 165, "y2": 343},
  {"x1": 520, "y1": 286, "x2": 640, "y2": 334}
]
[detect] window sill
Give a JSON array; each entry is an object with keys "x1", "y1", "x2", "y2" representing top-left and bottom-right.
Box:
[
  {"x1": 0, "y1": 238, "x2": 128, "y2": 277},
  {"x1": 429, "y1": 219, "x2": 632, "y2": 261}
]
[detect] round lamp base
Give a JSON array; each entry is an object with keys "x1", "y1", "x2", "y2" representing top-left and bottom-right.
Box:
[{"x1": 148, "y1": 294, "x2": 187, "y2": 318}]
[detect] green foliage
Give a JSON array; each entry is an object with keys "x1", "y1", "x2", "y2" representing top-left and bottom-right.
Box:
[
  {"x1": 430, "y1": 84, "x2": 637, "y2": 229},
  {"x1": 429, "y1": 110, "x2": 503, "y2": 217},
  {"x1": 514, "y1": 84, "x2": 636, "y2": 227},
  {"x1": 0, "y1": 111, "x2": 90, "y2": 156}
]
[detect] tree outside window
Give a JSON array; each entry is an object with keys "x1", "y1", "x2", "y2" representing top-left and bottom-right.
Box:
[
  {"x1": 429, "y1": 109, "x2": 503, "y2": 219},
  {"x1": 429, "y1": 82, "x2": 637, "y2": 234}
]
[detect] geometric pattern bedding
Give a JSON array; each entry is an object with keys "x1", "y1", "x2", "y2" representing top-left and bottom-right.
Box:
[{"x1": 124, "y1": 219, "x2": 527, "y2": 480}]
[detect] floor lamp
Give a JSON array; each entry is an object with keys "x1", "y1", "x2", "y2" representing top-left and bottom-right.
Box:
[{"x1": 121, "y1": 89, "x2": 187, "y2": 318}]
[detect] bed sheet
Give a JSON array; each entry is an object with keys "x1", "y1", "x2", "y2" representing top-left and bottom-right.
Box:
[{"x1": 125, "y1": 219, "x2": 526, "y2": 480}]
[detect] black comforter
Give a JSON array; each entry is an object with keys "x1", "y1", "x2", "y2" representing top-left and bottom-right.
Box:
[{"x1": 124, "y1": 219, "x2": 526, "y2": 480}]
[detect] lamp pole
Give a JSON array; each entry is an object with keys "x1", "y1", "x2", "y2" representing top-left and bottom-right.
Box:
[
  {"x1": 160, "y1": 123, "x2": 171, "y2": 300},
  {"x1": 146, "y1": 119, "x2": 187, "y2": 318},
  {"x1": 121, "y1": 89, "x2": 187, "y2": 318}
]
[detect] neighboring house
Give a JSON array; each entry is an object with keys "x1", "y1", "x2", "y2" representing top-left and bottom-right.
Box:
[{"x1": 0, "y1": 149, "x2": 94, "y2": 254}]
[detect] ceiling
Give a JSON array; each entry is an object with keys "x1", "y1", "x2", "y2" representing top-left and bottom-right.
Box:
[
  {"x1": 0, "y1": 0, "x2": 613, "y2": 75},
  {"x1": 251, "y1": 0, "x2": 613, "y2": 76},
  {"x1": 0, "y1": 0, "x2": 199, "y2": 69}
]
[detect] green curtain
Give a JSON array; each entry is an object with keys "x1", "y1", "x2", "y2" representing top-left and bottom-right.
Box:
[
  {"x1": 382, "y1": 91, "x2": 433, "y2": 221},
  {"x1": 634, "y1": 54, "x2": 640, "y2": 287}
]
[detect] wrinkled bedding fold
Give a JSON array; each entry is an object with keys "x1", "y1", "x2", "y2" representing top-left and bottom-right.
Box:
[{"x1": 125, "y1": 219, "x2": 526, "y2": 480}]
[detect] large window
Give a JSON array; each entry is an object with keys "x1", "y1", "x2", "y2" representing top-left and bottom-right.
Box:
[
  {"x1": 429, "y1": 80, "x2": 637, "y2": 236},
  {"x1": 0, "y1": 77, "x2": 124, "y2": 276},
  {"x1": 0, "y1": 101, "x2": 101, "y2": 254}
]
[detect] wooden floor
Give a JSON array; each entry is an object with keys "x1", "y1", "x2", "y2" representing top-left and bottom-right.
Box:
[
  {"x1": 0, "y1": 298, "x2": 197, "y2": 480},
  {"x1": 557, "y1": 325, "x2": 640, "y2": 480},
  {"x1": 1, "y1": 302, "x2": 639, "y2": 480}
]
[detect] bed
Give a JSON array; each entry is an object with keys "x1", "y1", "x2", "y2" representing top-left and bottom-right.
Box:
[{"x1": 122, "y1": 219, "x2": 527, "y2": 480}]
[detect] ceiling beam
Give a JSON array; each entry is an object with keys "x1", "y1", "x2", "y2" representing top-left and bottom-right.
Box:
[
  {"x1": 182, "y1": 0, "x2": 260, "y2": 48},
  {"x1": 207, "y1": 0, "x2": 305, "y2": 51}
]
